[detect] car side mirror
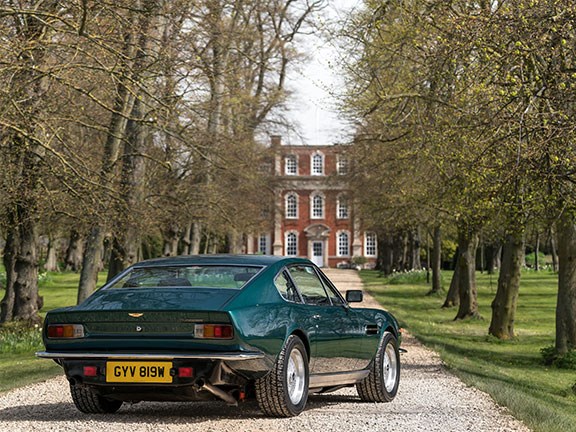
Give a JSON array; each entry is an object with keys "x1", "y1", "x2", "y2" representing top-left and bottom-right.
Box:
[{"x1": 346, "y1": 290, "x2": 363, "y2": 303}]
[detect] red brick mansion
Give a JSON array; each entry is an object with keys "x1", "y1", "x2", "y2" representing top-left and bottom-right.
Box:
[{"x1": 246, "y1": 136, "x2": 377, "y2": 268}]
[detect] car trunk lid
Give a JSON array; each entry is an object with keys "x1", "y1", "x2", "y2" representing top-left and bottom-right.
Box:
[{"x1": 47, "y1": 287, "x2": 237, "y2": 339}]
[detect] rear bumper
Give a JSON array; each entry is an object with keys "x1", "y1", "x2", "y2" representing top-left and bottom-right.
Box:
[
  {"x1": 37, "y1": 350, "x2": 270, "y2": 397},
  {"x1": 36, "y1": 351, "x2": 264, "y2": 361}
]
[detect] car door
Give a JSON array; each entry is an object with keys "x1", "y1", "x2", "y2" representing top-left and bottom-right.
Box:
[
  {"x1": 318, "y1": 270, "x2": 380, "y2": 370},
  {"x1": 287, "y1": 265, "x2": 363, "y2": 374}
]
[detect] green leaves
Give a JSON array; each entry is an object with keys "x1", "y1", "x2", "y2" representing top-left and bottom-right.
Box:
[{"x1": 341, "y1": 0, "x2": 576, "y2": 237}]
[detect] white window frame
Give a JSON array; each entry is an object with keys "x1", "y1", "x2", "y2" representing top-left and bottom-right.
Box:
[
  {"x1": 285, "y1": 155, "x2": 297, "y2": 175},
  {"x1": 310, "y1": 192, "x2": 324, "y2": 219},
  {"x1": 311, "y1": 152, "x2": 324, "y2": 176},
  {"x1": 285, "y1": 193, "x2": 298, "y2": 219},
  {"x1": 365, "y1": 232, "x2": 377, "y2": 257},
  {"x1": 337, "y1": 231, "x2": 350, "y2": 257},
  {"x1": 285, "y1": 231, "x2": 298, "y2": 256},
  {"x1": 337, "y1": 155, "x2": 348, "y2": 175},
  {"x1": 337, "y1": 194, "x2": 349, "y2": 219}
]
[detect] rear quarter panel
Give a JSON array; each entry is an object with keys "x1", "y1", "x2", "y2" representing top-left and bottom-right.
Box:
[{"x1": 224, "y1": 264, "x2": 311, "y2": 365}]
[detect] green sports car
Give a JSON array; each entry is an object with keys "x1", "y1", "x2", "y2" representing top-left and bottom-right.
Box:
[{"x1": 37, "y1": 255, "x2": 401, "y2": 417}]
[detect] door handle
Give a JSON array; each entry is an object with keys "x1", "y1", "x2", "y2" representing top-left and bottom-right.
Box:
[{"x1": 365, "y1": 324, "x2": 379, "y2": 335}]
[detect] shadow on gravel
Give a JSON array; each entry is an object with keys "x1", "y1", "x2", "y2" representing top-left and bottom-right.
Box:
[
  {"x1": 0, "y1": 394, "x2": 362, "y2": 424},
  {"x1": 401, "y1": 362, "x2": 444, "y2": 373}
]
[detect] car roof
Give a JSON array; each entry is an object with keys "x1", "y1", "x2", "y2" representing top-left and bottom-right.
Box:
[{"x1": 132, "y1": 254, "x2": 311, "y2": 268}]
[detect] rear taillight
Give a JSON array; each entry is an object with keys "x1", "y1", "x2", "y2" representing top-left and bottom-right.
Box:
[
  {"x1": 83, "y1": 366, "x2": 98, "y2": 377},
  {"x1": 47, "y1": 324, "x2": 85, "y2": 339},
  {"x1": 194, "y1": 324, "x2": 233, "y2": 339},
  {"x1": 178, "y1": 367, "x2": 194, "y2": 378}
]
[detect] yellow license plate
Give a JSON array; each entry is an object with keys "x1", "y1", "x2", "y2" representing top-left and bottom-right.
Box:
[{"x1": 106, "y1": 361, "x2": 173, "y2": 383}]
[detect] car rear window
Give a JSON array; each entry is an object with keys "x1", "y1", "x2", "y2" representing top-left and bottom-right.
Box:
[{"x1": 108, "y1": 265, "x2": 262, "y2": 290}]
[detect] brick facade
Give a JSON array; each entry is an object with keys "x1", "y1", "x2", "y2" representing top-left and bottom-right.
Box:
[{"x1": 247, "y1": 136, "x2": 377, "y2": 268}]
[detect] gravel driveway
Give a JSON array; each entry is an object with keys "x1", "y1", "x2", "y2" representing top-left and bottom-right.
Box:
[{"x1": 0, "y1": 270, "x2": 531, "y2": 432}]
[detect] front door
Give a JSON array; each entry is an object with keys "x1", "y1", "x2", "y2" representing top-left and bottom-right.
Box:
[
  {"x1": 287, "y1": 264, "x2": 364, "y2": 374},
  {"x1": 311, "y1": 241, "x2": 324, "y2": 267}
]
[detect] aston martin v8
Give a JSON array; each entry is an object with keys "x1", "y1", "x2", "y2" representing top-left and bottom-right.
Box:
[{"x1": 37, "y1": 255, "x2": 401, "y2": 417}]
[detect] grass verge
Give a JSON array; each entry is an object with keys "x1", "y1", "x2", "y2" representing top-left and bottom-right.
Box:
[
  {"x1": 360, "y1": 269, "x2": 576, "y2": 432},
  {"x1": 0, "y1": 271, "x2": 106, "y2": 394}
]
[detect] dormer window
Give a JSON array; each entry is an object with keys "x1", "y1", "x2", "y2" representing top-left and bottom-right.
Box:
[{"x1": 311, "y1": 152, "x2": 324, "y2": 176}]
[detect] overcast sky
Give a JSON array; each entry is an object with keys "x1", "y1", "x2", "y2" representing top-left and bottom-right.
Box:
[{"x1": 284, "y1": 0, "x2": 363, "y2": 146}]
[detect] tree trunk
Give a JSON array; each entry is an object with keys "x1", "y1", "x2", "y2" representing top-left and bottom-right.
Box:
[
  {"x1": 210, "y1": 238, "x2": 220, "y2": 254},
  {"x1": 107, "y1": 98, "x2": 148, "y2": 281},
  {"x1": 0, "y1": 232, "x2": 17, "y2": 323},
  {"x1": 454, "y1": 226, "x2": 480, "y2": 320},
  {"x1": 555, "y1": 212, "x2": 576, "y2": 355},
  {"x1": 442, "y1": 263, "x2": 460, "y2": 308},
  {"x1": 0, "y1": 142, "x2": 43, "y2": 324},
  {"x1": 77, "y1": 226, "x2": 104, "y2": 304},
  {"x1": 409, "y1": 228, "x2": 422, "y2": 270},
  {"x1": 534, "y1": 232, "x2": 540, "y2": 272},
  {"x1": 78, "y1": 80, "x2": 134, "y2": 297},
  {"x1": 44, "y1": 237, "x2": 59, "y2": 272},
  {"x1": 479, "y1": 238, "x2": 485, "y2": 273},
  {"x1": 190, "y1": 222, "x2": 202, "y2": 255},
  {"x1": 162, "y1": 224, "x2": 180, "y2": 256},
  {"x1": 228, "y1": 230, "x2": 243, "y2": 254},
  {"x1": 0, "y1": 1, "x2": 58, "y2": 324},
  {"x1": 377, "y1": 234, "x2": 393, "y2": 275},
  {"x1": 108, "y1": 233, "x2": 141, "y2": 282},
  {"x1": 492, "y1": 244, "x2": 502, "y2": 270},
  {"x1": 393, "y1": 233, "x2": 407, "y2": 272},
  {"x1": 550, "y1": 226, "x2": 558, "y2": 272},
  {"x1": 489, "y1": 233, "x2": 524, "y2": 339},
  {"x1": 65, "y1": 230, "x2": 84, "y2": 272},
  {"x1": 77, "y1": 5, "x2": 144, "y2": 302},
  {"x1": 13, "y1": 218, "x2": 42, "y2": 324},
  {"x1": 485, "y1": 244, "x2": 495, "y2": 274},
  {"x1": 428, "y1": 225, "x2": 442, "y2": 295},
  {"x1": 1, "y1": 203, "x2": 42, "y2": 324},
  {"x1": 181, "y1": 223, "x2": 193, "y2": 255}
]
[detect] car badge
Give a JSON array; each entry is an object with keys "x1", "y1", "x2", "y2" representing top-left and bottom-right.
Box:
[
  {"x1": 136, "y1": 326, "x2": 143, "y2": 332},
  {"x1": 129, "y1": 313, "x2": 144, "y2": 318}
]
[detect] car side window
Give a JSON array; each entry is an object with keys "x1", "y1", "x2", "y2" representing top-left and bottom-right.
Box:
[
  {"x1": 274, "y1": 271, "x2": 301, "y2": 303},
  {"x1": 319, "y1": 272, "x2": 345, "y2": 306},
  {"x1": 288, "y1": 265, "x2": 330, "y2": 305}
]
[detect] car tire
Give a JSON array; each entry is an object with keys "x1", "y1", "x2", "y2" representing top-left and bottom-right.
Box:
[
  {"x1": 255, "y1": 334, "x2": 309, "y2": 417},
  {"x1": 70, "y1": 384, "x2": 123, "y2": 414},
  {"x1": 356, "y1": 331, "x2": 400, "y2": 402}
]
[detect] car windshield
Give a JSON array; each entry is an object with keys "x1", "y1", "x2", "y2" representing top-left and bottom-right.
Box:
[{"x1": 108, "y1": 265, "x2": 262, "y2": 290}]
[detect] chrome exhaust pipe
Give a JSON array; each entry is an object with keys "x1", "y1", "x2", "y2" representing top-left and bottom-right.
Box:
[{"x1": 197, "y1": 379, "x2": 238, "y2": 406}]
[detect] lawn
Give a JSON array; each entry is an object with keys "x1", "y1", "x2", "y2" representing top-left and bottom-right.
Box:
[
  {"x1": 360, "y1": 269, "x2": 576, "y2": 432},
  {"x1": 0, "y1": 271, "x2": 107, "y2": 393},
  {"x1": 1, "y1": 268, "x2": 574, "y2": 432}
]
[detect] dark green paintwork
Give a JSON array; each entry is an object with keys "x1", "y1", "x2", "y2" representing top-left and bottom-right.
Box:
[{"x1": 42, "y1": 255, "x2": 400, "y2": 377}]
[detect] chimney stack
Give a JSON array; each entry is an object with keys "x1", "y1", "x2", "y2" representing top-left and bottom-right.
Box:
[{"x1": 270, "y1": 135, "x2": 282, "y2": 148}]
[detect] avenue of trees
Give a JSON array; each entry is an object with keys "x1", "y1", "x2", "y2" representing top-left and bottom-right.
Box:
[
  {"x1": 340, "y1": 0, "x2": 576, "y2": 359},
  {"x1": 0, "y1": 1, "x2": 324, "y2": 322},
  {"x1": 1, "y1": 0, "x2": 575, "y2": 364}
]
